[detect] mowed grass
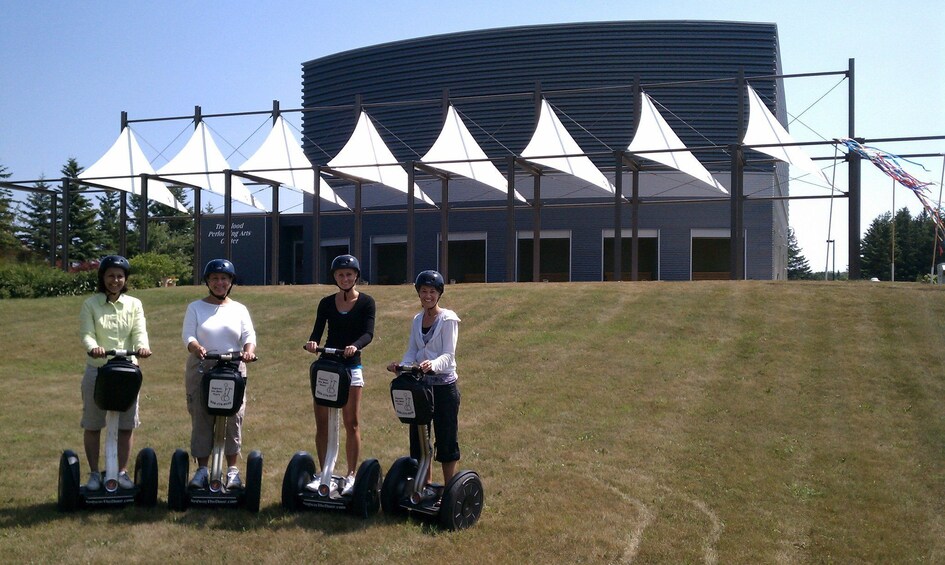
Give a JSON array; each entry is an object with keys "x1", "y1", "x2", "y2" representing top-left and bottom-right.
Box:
[{"x1": 0, "y1": 280, "x2": 943, "y2": 563}]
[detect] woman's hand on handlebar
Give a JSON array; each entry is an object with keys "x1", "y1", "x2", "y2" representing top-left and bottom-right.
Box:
[
  {"x1": 304, "y1": 341, "x2": 319, "y2": 353},
  {"x1": 136, "y1": 347, "x2": 152, "y2": 358},
  {"x1": 188, "y1": 341, "x2": 207, "y2": 359},
  {"x1": 386, "y1": 361, "x2": 398, "y2": 373},
  {"x1": 343, "y1": 345, "x2": 358, "y2": 358},
  {"x1": 241, "y1": 351, "x2": 257, "y2": 363},
  {"x1": 88, "y1": 347, "x2": 106, "y2": 359}
]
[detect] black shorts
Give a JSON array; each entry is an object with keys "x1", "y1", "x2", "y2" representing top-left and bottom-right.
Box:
[{"x1": 410, "y1": 381, "x2": 461, "y2": 463}]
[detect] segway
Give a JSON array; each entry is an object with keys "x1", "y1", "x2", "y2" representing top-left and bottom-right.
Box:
[
  {"x1": 281, "y1": 347, "x2": 382, "y2": 518},
  {"x1": 380, "y1": 363, "x2": 483, "y2": 530},
  {"x1": 58, "y1": 349, "x2": 158, "y2": 511},
  {"x1": 167, "y1": 351, "x2": 263, "y2": 512}
]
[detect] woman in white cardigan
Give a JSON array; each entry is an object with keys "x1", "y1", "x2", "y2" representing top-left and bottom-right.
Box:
[{"x1": 387, "y1": 270, "x2": 461, "y2": 488}]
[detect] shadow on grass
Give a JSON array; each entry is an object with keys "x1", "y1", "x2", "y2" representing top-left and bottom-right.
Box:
[
  {"x1": 0, "y1": 501, "x2": 446, "y2": 536},
  {"x1": 0, "y1": 501, "x2": 170, "y2": 528}
]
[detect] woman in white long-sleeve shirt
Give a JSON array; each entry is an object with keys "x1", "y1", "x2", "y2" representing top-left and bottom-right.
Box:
[
  {"x1": 181, "y1": 259, "x2": 257, "y2": 490},
  {"x1": 387, "y1": 270, "x2": 461, "y2": 487}
]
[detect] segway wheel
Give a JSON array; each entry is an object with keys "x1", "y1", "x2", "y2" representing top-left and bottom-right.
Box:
[
  {"x1": 167, "y1": 449, "x2": 190, "y2": 511},
  {"x1": 439, "y1": 470, "x2": 484, "y2": 531},
  {"x1": 281, "y1": 451, "x2": 315, "y2": 511},
  {"x1": 133, "y1": 447, "x2": 159, "y2": 507},
  {"x1": 380, "y1": 456, "x2": 417, "y2": 517},
  {"x1": 349, "y1": 458, "x2": 382, "y2": 518},
  {"x1": 245, "y1": 450, "x2": 264, "y2": 513},
  {"x1": 57, "y1": 450, "x2": 81, "y2": 512}
]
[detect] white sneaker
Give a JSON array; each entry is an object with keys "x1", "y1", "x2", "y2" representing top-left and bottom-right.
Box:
[
  {"x1": 225, "y1": 466, "x2": 242, "y2": 490},
  {"x1": 341, "y1": 473, "x2": 356, "y2": 496},
  {"x1": 189, "y1": 466, "x2": 209, "y2": 489},
  {"x1": 86, "y1": 471, "x2": 102, "y2": 491},
  {"x1": 117, "y1": 471, "x2": 134, "y2": 490}
]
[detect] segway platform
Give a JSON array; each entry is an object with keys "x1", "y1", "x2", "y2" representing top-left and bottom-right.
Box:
[
  {"x1": 58, "y1": 351, "x2": 158, "y2": 512},
  {"x1": 167, "y1": 352, "x2": 262, "y2": 512},
  {"x1": 281, "y1": 348, "x2": 382, "y2": 518},
  {"x1": 381, "y1": 364, "x2": 484, "y2": 530}
]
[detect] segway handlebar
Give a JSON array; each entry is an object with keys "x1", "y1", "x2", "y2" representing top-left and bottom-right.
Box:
[
  {"x1": 392, "y1": 363, "x2": 426, "y2": 377},
  {"x1": 89, "y1": 349, "x2": 136, "y2": 358},
  {"x1": 203, "y1": 351, "x2": 258, "y2": 362},
  {"x1": 303, "y1": 346, "x2": 346, "y2": 356}
]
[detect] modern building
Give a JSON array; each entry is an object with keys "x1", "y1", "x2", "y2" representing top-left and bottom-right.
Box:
[{"x1": 240, "y1": 21, "x2": 790, "y2": 284}]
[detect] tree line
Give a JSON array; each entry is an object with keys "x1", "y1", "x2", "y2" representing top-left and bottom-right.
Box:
[
  {"x1": 788, "y1": 209, "x2": 944, "y2": 281},
  {"x1": 0, "y1": 159, "x2": 194, "y2": 271}
]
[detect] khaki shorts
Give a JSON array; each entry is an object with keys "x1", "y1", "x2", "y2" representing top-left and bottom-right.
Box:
[
  {"x1": 81, "y1": 364, "x2": 140, "y2": 430},
  {"x1": 185, "y1": 355, "x2": 246, "y2": 459}
]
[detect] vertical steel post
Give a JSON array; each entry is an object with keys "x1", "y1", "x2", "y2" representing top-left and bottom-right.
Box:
[
  {"x1": 224, "y1": 170, "x2": 232, "y2": 261},
  {"x1": 271, "y1": 182, "x2": 280, "y2": 285},
  {"x1": 61, "y1": 179, "x2": 70, "y2": 271},
  {"x1": 139, "y1": 174, "x2": 149, "y2": 254},
  {"x1": 847, "y1": 58, "x2": 861, "y2": 280},
  {"x1": 407, "y1": 162, "x2": 416, "y2": 282},
  {"x1": 312, "y1": 166, "x2": 322, "y2": 285},
  {"x1": 506, "y1": 157, "x2": 516, "y2": 282},
  {"x1": 613, "y1": 151, "x2": 623, "y2": 281},
  {"x1": 440, "y1": 177, "x2": 449, "y2": 280}
]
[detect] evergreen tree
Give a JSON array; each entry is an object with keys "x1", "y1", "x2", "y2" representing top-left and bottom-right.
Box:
[
  {"x1": 861, "y1": 208, "x2": 940, "y2": 281},
  {"x1": 0, "y1": 164, "x2": 20, "y2": 257},
  {"x1": 97, "y1": 189, "x2": 122, "y2": 255},
  {"x1": 61, "y1": 158, "x2": 105, "y2": 262},
  {"x1": 786, "y1": 228, "x2": 813, "y2": 280},
  {"x1": 17, "y1": 178, "x2": 57, "y2": 261},
  {"x1": 127, "y1": 185, "x2": 193, "y2": 260}
]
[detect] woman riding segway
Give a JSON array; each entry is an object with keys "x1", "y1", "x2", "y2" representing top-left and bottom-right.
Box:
[
  {"x1": 303, "y1": 254, "x2": 376, "y2": 496},
  {"x1": 181, "y1": 259, "x2": 257, "y2": 491},
  {"x1": 78, "y1": 255, "x2": 152, "y2": 492}
]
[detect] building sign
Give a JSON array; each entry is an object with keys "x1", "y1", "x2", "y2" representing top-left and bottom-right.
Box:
[{"x1": 200, "y1": 216, "x2": 269, "y2": 285}]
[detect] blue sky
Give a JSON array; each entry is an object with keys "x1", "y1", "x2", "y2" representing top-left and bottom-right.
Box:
[{"x1": 1, "y1": 0, "x2": 943, "y2": 270}]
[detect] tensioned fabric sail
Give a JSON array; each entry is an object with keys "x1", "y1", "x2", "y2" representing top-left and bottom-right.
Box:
[
  {"x1": 157, "y1": 122, "x2": 267, "y2": 211},
  {"x1": 520, "y1": 99, "x2": 614, "y2": 195},
  {"x1": 742, "y1": 84, "x2": 831, "y2": 186},
  {"x1": 78, "y1": 127, "x2": 188, "y2": 212},
  {"x1": 327, "y1": 111, "x2": 435, "y2": 206},
  {"x1": 238, "y1": 116, "x2": 350, "y2": 209},
  {"x1": 627, "y1": 91, "x2": 729, "y2": 194},
  {"x1": 420, "y1": 105, "x2": 526, "y2": 202}
]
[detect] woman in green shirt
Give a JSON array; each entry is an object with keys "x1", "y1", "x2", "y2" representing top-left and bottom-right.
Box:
[{"x1": 78, "y1": 256, "x2": 151, "y2": 491}]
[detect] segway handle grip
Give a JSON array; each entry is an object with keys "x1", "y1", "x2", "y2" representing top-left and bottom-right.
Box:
[
  {"x1": 90, "y1": 349, "x2": 134, "y2": 358},
  {"x1": 393, "y1": 363, "x2": 425, "y2": 376},
  {"x1": 315, "y1": 346, "x2": 344, "y2": 356},
  {"x1": 204, "y1": 351, "x2": 258, "y2": 362}
]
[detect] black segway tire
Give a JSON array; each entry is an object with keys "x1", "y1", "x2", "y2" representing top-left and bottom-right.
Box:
[
  {"x1": 134, "y1": 447, "x2": 159, "y2": 507},
  {"x1": 167, "y1": 449, "x2": 190, "y2": 511},
  {"x1": 380, "y1": 456, "x2": 417, "y2": 517},
  {"x1": 245, "y1": 450, "x2": 263, "y2": 513},
  {"x1": 439, "y1": 470, "x2": 484, "y2": 531},
  {"x1": 349, "y1": 458, "x2": 382, "y2": 518},
  {"x1": 57, "y1": 449, "x2": 81, "y2": 512},
  {"x1": 281, "y1": 451, "x2": 316, "y2": 511}
]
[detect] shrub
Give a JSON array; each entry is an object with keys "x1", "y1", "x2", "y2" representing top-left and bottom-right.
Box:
[
  {"x1": 129, "y1": 252, "x2": 190, "y2": 289},
  {"x1": 0, "y1": 261, "x2": 97, "y2": 299}
]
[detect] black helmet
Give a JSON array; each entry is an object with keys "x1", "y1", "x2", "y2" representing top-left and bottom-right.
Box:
[
  {"x1": 415, "y1": 270, "x2": 445, "y2": 295},
  {"x1": 330, "y1": 254, "x2": 360, "y2": 278},
  {"x1": 97, "y1": 255, "x2": 130, "y2": 294},
  {"x1": 203, "y1": 258, "x2": 237, "y2": 282}
]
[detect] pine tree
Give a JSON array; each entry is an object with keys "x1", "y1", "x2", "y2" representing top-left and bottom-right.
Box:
[
  {"x1": 0, "y1": 164, "x2": 20, "y2": 257},
  {"x1": 61, "y1": 158, "x2": 105, "y2": 263},
  {"x1": 126, "y1": 186, "x2": 193, "y2": 259},
  {"x1": 97, "y1": 189, "x2": 122, "y2": 255},
  {"x1": 787, "y1": 228, "x2": 813, "y2": 280},
  {"x1": 17, "y1": 178, "x2": 57, "y2": 261}
]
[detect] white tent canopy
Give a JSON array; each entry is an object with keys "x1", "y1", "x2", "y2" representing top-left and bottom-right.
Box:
[
  {"x1": 238, "y1": 116, "x2": 350, "y2": 210},
  {"x1": 328, "y1": 111, "x2": 435, "y2": 206},
  {"x1": 157, "y1": 122, "x2": 267, "y2": 211},
  {"x1": 421, "y1": 105, "x2": 526, "y2": 202},
  {"x1": 742, "y1": 84, "x2": 831, "y2": 186},
  {"x1": 78, "y1": 126, "x2": 188, "y2": 212},
  {"x1": 521, "y1": 99, "x2": 615, "y2": 195},
  {"x1": 627, "y1": 91, "x2": 729, "y2": 194}
]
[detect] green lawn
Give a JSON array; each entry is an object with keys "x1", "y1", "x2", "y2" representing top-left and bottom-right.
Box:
[{"x1": 0, "y1": 281, "x2": 943, "y2": 563}]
